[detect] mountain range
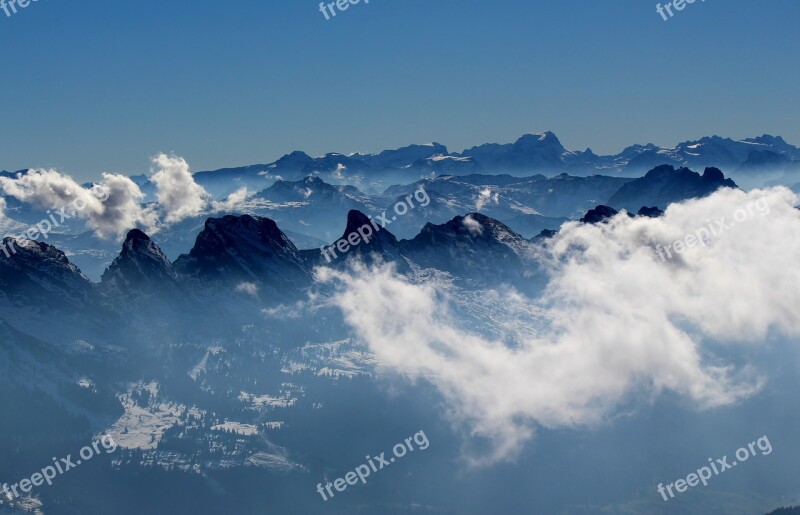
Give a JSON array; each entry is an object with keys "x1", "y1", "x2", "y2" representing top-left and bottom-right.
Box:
[
  {"x1": 181, "y1": 131, "x2": 800, "y2": 198},
  {"x1": 0, "y1": 162, "x2": 742, "y2": 283},
  {"x1": 0, "y1": 160, "x2": 740, "y2": 326}
]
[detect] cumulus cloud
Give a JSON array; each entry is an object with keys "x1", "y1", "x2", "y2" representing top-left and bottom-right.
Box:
[
  {"x1": 93, "y1": 173, "x2": 157, "y2": 237},
  {"x1": 0, "y1": 154, "x2": 216, "y2": 239},
  {"x1": 0, "y1": 169, "x2": 153, "y2": 238},
  {"x1": 150, "y1": 153, "x2": 211, "y2": 224},
  {"x1": 0, "y1": 169, "x2": 103, "y2": 219},
  {"x1": 318, "y1": 186, "x2": 800, "y2": 466}
]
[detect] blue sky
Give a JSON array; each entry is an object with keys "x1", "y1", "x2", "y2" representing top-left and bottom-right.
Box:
[{"x1": 0, "y1": 0, "x2": 798, "y2": 180}]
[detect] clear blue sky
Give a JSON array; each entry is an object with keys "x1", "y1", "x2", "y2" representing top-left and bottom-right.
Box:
[{"x1": 1, "y1": 0, "x2": 798, "y2": 180}]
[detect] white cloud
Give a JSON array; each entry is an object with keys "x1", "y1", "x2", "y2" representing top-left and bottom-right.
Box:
[
  {"x1": 0, "y1": 169, "x2": 102, "y2": 214},
  {"x1": 150, "y1": 153, "x2": 211, "y2": 224},
  {"x1": 261, "y1": 300, "x2": 311, "y2": 320},
  {"x1": 0, "y1": 154, "x2": 216, "y2": 239},
  {"x1": 213, "y1": 187, "x2": 254, "y2": 212},
  {"x1": 318, "y1": 187, "x2": 800, "y2": 466},
  {"x1": 476, "y1": 188, "x2": 498, "y2": 211},
  {"x1": 462, "y1": 214, "x2": 484, "y2": 236},
  {"x1": 94, "y1": 173, "x2": 157, "y2": 237},
  {"x1": 0, "y1": 169, "x2": 153, "y2": 238},
  {"x1": 0, "y1": 197, "x2": 20, "y2": 235},
  {"x1": 235, "y1": 282, "x2": 259, "y2": 297}
]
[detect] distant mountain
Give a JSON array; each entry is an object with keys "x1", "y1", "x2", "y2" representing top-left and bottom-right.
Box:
[
  {"x1": 459, "y1": 131, "x2": 567, "y2": 171},
  {"x1": 382, "y1": 173, "x2": 627, "y2": 237},
  {"x1": 738, "y1": 150, "x2": 793, "y2": 171},
  {"x1": 190, "y1": 143, "x2": 474, "y2": 198},
  {"x1": 253, "y1": 176, "x2": 377, "y2": 241},
  {"x1": 257, "y1": 176, "x2": 369, "y2": 206},
  {"x1": 580, "y1": 205, "x2": 622, "y2": 224},
  {"x1": 620, "y1": 135, "x2": 800, "y2": 176},
  {"x1": 607, "y1": 165, "x2": 737, "y2": 212},
  {"x1": 637, "y1": 206, "x2": 664, "y2": 218},
  {"x1": 183, "y1": 131, "x2": 796, "y2": 200},
  {"x1": 576, "y1": 203, "x2": 675, "y2": 225},
  {"x1": 766, "y1": 507, "x2": 800, "y2": 515},
  {"x1": 399, "y1": 213, "x2": 533, "y2": 281},
  {"x1": 302, "y1": 209, "x2": 408, "y2": 271},
  {"x1": 368, "y1": 142, "x2": 449, "y2": 169}
]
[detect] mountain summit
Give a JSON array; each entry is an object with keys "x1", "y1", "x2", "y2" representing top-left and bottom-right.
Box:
[
  {"x1": 174, "y1": 214, "x2": 309, "y2": 287},
  {"x1": 101, "y1": 229, "x2": 180, "y2": 299}
]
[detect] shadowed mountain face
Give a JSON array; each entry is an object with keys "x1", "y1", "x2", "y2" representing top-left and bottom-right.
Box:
[
  {"x1": 580, "y1": 205, "x2": 621, "y2": 224},
  {"x1": 0, "y1": 211, "x2": 547, "y2": 353},
  {"x1": 607, "y1": 165, "x2": 738, "y2": 212},
  {"x1": 174, "y1": 214, "x2": 309, "y2": 288},
  {"x1": 0, "y1": 237, "x2": 95, "y2": 309},
  {"x1": 578, "y1": 204, "x2": 669, "y2": 224},
  {"x1": 116, "y1": 210, "x2": 544, "y2": 296},
  {"x1": 342, "y1": 210, "x2": 400, "y2": 248},
  {"x1": 399, "y1": 213, "x2": 533, "y2": 281},
  {"x1": 637, "y1": 206, "x2": 664, "y2": 218},
  {"x1": 145, "y1": 210, "x2": 543, "y2": 294},
  {"x1": 0, "y1": 238, "x2": 122, "y2": 347},
  {"x1": 101, "y1": 229, "x2": 180, "y2": 299},
  {"x1": 321, "y1": 210, "x2": 406, "y2": 269}
]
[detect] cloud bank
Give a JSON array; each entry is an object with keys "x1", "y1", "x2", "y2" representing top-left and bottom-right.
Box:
[
  {"x1": 0, "y1": 169, "x2": 150, "y2": 238},
  {"x1": 0, "y1": 154, "x2": 215, "y2": 239},
  {"x1": 319, "y1": 186, "x2": 800, "y2": 465}
]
